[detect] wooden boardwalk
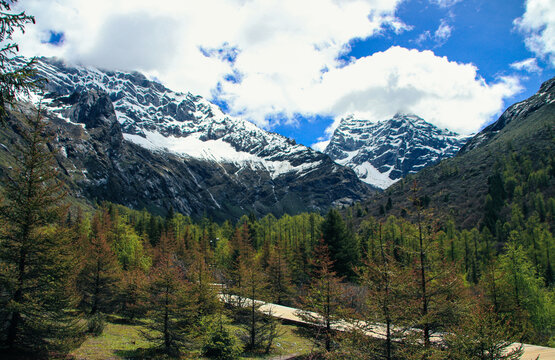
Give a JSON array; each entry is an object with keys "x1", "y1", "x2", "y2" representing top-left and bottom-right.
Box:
[{"x1": 220, "y1": 294, "x2": 555, "y2": 359}]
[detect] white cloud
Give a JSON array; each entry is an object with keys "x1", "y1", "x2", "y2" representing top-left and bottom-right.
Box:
[
  {"x1": 415, "y1": 31, "x2": 432, "y2": 45},
  {"x1": 11, "y1": 0, "x2": 521, "y2": 142},
  {"x1": 435, "y1": 19, "x2": 452, "y2": 42},
  {"x1": 13, "y1": 0, "x2": 405, "y2": 114},
  {"x1": 415, "y1": 19, "x2": 452, "y2": 47},
  {"x1": 515, "y1": 0, "x2": 555, "y2": 66},
  {"x1": 510, "y1": 58, "x2": 542, "y2": 73}
]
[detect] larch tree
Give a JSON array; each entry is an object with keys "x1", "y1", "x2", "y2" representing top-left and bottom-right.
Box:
[
  {"x1": 297, "y1": 238, "x2": 347, "y2": 353},
  {"x1": 358, "y1": 223, "x2": 413, "y2": 360},
  {"x1": 117, "y1": 267, "x2": 148, "y2": 323},
  {"x1": 186, "y1": 241, "x2": 220, "y2": 319},
  {"x1": 404, "y1": 182, "x2": 466, "y2": 359},
  {"x1": 444, "y1": 302, "x2": 524, "y2": 360},
  {"x1": 233, "y1": 249, "x2": 277, "y2": 352},
  {"x1": 76, "y1": 209, "x2": 122, "y2": 332},
  {"x1": 143, "y1": 232, "x2": 197, "y2": 356},
  {"x1": 266, "y1": 242, "x2": 292, "y2": 305}
]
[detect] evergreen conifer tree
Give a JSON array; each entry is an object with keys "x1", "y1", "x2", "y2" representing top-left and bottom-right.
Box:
[
  {"x1": 0, "y1": 0, "x2": 40, "y2": 121},
  {"x1": 0, "y1": 107, "x2": 82, "y2": 355},
  {"x1": 321, "y1": 208, "x2": 359, "y2": 278}
]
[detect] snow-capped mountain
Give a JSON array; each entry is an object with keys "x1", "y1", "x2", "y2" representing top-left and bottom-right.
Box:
[
  {"x1": 324, "y1": 114, "x2": 471, "y2": 189},
  {"x1": 14, "y1": 57, "x2": 373, "y2": 220},
  {"x1": 34, "y1": 57, "x2": 326, "y2": 178}
]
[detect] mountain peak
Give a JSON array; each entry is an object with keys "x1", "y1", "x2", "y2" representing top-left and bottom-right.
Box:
[{"x1": 324, "y1": 114, "x2": 471, "y2": 189}]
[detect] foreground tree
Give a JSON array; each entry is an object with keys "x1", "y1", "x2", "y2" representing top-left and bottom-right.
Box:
[
  {"x1": 201, "y1": 315, "x2": 243, "y2": 360},
  {"x1": 143, "y1": 232, "x2": 197, "y2": 356},
  {"x1": 0, "y1": 108, "x2": 82, "y2": 355},
  {"x1": 266, "y1": 243, "x2": 292, "y2": 305},
  {"x1": 233, "y1": 250, "x2": 279, "y2": 352},
  {"x1": 402, "y1": 183, "x2": 466, "y2": 359},
  {"x1": 297, "y1": 238, "x2": 347, "y2": 352},
  {"x1": 321, "y1": 209, "x2": 359, "y2": 278}
]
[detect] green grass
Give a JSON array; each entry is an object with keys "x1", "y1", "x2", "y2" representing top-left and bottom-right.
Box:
[
  {"x1": 70, "y1": 320, "x2": 151, "y2": 360},
  {"x1": 238, "y1": 324, "x2": 314, "y2": 359},
  {"x1": 70, "y1": 318, "x2": 313, "y2": 359}
]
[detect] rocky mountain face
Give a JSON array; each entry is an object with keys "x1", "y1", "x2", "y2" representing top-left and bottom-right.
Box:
[
  {"x1": 324, "y1": 113, "x2": 471, "y2": 189},
  {"x1": 2, "y1": 57, "x2": 374, "y2": 220},
  {"x1": 460, "y1": 77, "x2": 555, "y2": 154}
]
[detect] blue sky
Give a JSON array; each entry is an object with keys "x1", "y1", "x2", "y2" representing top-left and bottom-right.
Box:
[{"x1": 13, "y1": 0, "x2": 555, "y2": 149}]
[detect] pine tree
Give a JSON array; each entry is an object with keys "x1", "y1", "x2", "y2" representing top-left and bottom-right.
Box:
[
  {"x1": 117, "y1": 268, "x2": 148, "y2": 323},
  {"x1": 405, "y1": 182, "x2": 465, "y2": 359},
  {"x1": 266, "y1": 243, "x2": 292, "y2": 305},
  {"x1": 497, "y1": 240, "x2": 553, "y2": 344},
  {"x1": 233, "y1": 250, "x2": 276, "y2": 351},
  {"x1": 358, "y1": 223, "x2": 412, "y2": 360},
  {"x1": 0, "y1": 108, "x2": 82, "y2": 355},
  {"x1": 187, "y1": 242, "x2": 220, "y2": 319}
]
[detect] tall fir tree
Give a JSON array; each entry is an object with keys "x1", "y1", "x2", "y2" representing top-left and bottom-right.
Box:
[
  {"x1": 358, "y1": 223, "x2": 412, "y2": 360},
  {"x1": 233, "y1": 249, "x2": 277, "y2": 352},
  {"x1": 444, "y1": 302, "x2": 523, "y2": 360},
  {"x1": 404, "y1": 182, "x2": 466, "y2": 359},
  {"x1": 0, "y1": 107, "x2": 82, "y2": 355},
  {"x1": 266, "y1": 243, "x2": 293, "y2": 305},
  {"x1": 321, "y1": 208, "x2": 360, "y2": 278}
]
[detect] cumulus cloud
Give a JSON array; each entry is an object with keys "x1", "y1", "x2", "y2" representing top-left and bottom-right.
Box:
[
  {"x1": 510, "y1": 58, "x2": 542, "y2": 73},
  {"x1": 13, "y1": 0, "x2": 405, "y2": 112},
  {"x1": 12, "y1": 0, "x2": 521, "y2": 142},
  {"x1": 515, "y1": 0, "x2": 555, "y2": 66},
  {"x1": 309, "y1": 47, "x2": 521, "y2": 144},
  {"x1": 84, "y1": 12, "x2": 180, "y2": 71}
]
